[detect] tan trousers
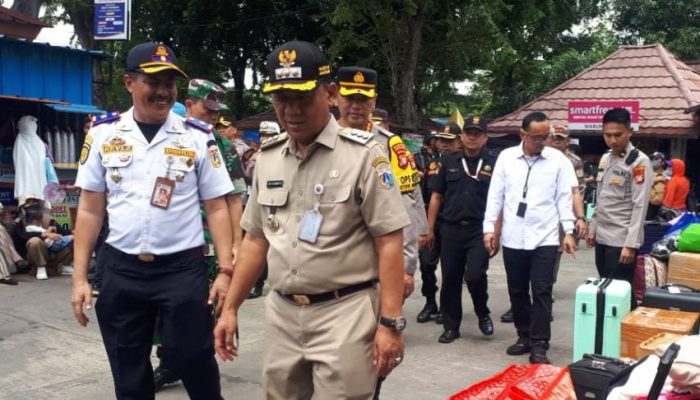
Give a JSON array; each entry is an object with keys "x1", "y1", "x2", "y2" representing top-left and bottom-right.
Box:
[
  {"x1": 0, "y1": 225, "x2": 22, "y2": 264},
  {"x1": 26, "y1": 237, "x2": 73, "y2": 276},
  {"x1": 263, "y1": 287, "x2": 379, "y2": 400}
]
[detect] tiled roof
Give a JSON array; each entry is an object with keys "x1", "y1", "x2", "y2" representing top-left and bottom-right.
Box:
[
  {"x1": 489, "y1": 44, "x2": 700, "y2": 138},
  {"x1": 0, "y1": 6, "x2": 51, "y2": 28}
]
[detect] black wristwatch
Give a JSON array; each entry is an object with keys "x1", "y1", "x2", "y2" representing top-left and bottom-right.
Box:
[{"x1": 379, "y1": 316, "x2": 407, "y2": 332}]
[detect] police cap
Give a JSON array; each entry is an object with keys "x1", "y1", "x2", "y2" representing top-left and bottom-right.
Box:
[
  {"x1": 464, "y1": 115, "x2": 488, "y2": 133},
  {"x1": 263, "y1": 41, "x2": 331, "y2": 94},
  {"x1": 126, "y1": 42, "x2": 187, "y2": 78},
  {"x1": 337, "y1": 66, "x2": 377, "y2": 98},
  {"x1": 434, "y1": 122, "x2": 461, "y2": 140}
]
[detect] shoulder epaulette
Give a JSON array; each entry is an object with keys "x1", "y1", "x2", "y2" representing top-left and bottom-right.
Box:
[
  {"x1": 91, "y1": 112, "x2": 120, "y2": 127},
  {"x1": 261, "y1": 132, "x2": 289, "y2": 150},
  {"x1": 376, "y1": 125, "x2": 394, "y2": 138},
  {"x1": 185, "y1": 117, "x2": 213, "y2": 134},
  {"x1": 338, "y1": 128, "x2": 373, "y2": 145}
]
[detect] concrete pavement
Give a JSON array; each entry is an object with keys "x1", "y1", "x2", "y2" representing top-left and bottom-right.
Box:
[{"x1": 0, "y1": 247, "x2": 595, "y2": 400}]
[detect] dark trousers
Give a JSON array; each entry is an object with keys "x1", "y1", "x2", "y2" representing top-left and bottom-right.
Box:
[
  {"x1": 419, "y1": 222, "x2": 441, "y2": 302},
  {"x1": 439, "y1": 223, "x2": 490, "y2": 330},
  {"x1": 255, "y1": 264, "x2": 268, "y2": 288},
  {"x1": 502, "y1": 246, "x2": 558, "y2": 343},
  {"x1": 96, "y1": 245, "x2": 221, "y2": 400},
  {"x1": 595, "y1": 244, "x2": 637, "y2": 309}
]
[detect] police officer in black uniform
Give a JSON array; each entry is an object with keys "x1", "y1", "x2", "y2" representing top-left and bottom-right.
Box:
[{"x1": 427, "y1": 117, "x2": 495, "y2": 343}]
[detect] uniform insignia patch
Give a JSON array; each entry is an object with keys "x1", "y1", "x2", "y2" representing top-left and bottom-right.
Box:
[
  {"x1": 329, "y1": 170, "x2": 340, "y2": 179},
  {"x1": 91, "y1": 112, "x2": 120, "y2": 127},
  {"x1": 185, "y1": 117, "x2": 213, "y2": 133},
  {"x1": 391, "y1": 143, "x2": 409, "y2": 169},
  {"x1": 633, "y1": 165, "x2": 646, "y2": 184},
  {"x1": 79, "y1": 134, "x2": 93, "y2": 165},
  {"x1": 375, "y1": 163, "x2": 395, "y2": 189},
  {"x1": 371, "y1": 156, "x2": 389, "y2": 167},
  {"x1": 164, "y1": 147, "x2": 196, "y2": 158},
  {"x1": 611, "y1": 177, "x2": 622, "y2": 185}
]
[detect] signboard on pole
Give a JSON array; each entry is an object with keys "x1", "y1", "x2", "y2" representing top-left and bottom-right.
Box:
[
  {"x1": 94, "y1": 0, "x2": 131, "y2": 40},
  {"x1": 567, "y1": 100, "x2": 640, "y2": 131}
]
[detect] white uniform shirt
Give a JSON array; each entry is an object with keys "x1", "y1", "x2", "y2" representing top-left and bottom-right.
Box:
[
  {"x1": 483, "y1": 144, "x2": 576, "y2": 250},
  {"x1": 76, "y1": 108, "x2": 233, "y2": 255}
]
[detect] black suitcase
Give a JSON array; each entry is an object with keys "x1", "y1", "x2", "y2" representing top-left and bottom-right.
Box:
[
  {"x1": 642, "y1": 284, "x2": 700, "y2": 313},
  {"x1": 568, "y1": 354, "x2": 631, "y2": 400}
]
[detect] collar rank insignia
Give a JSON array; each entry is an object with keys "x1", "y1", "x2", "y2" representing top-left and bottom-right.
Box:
[
  {"x1": 339, "y1": 128, "x2": 373, "y2": 145},
  {"x1": 261, "y1": 132, "x2": 289, "y2": 150},
  {"x1": 91, "y1": 112, "x2": 121, "y2": 128},
  {"x1": 185, "y1": 117, "x2": 213, "y2": 134}
]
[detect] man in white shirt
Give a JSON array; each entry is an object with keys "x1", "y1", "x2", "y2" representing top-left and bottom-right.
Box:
[{"x1": 483, "y1": 111, "x2": 577, "y2": 364}]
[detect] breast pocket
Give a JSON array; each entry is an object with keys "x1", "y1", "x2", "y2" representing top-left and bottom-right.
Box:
[
  {"x1": 257, "y1": 189, "x2": 290, "y2": 236},
  {"x1": 103, "y1": 156, "x2": 134, "y2": 192},
  {"x1": 318, "y1": 185, "x2": 353, "y2": 235}
]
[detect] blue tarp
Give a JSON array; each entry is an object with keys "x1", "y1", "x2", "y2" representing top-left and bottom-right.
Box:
[{"x1": 45, "y1": 103, "x2": 105, "y2": 114}]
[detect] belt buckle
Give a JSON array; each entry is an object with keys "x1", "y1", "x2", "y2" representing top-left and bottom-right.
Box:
[
  {"x1": 138, "y1": 254, "x2": 155, "y2": 262},
  {"x1": 291, "y1": 294, "x2": 311, "y2": 305}
]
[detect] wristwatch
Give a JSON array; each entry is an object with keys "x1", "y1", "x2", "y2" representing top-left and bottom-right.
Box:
[{"x1": 379, "y1": 316, "x2": 407, "y2": 332}]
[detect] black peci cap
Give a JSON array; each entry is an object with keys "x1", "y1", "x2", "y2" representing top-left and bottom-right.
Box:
[
  {"x1": 263, "y1": 40, "x2": 331, "y2": 94},
  {"x1": 125, "y1": 42, "x2": 187, "y2": 78}
]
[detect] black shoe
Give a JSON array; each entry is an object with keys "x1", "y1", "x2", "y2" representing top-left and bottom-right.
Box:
[
  {"x1": 506, "y1": 337, "x2": 531, "y2": 355},
  {"x1": 15, "y1": 260, "x2": 30, "y2": 274},
  {"x1": 154, "y1": 366, "x2": 180, "y2": 392},
  {"x1": 478, "y1": 315, "x2": 494, "y2": 336},
  {"x1": 247, "y1": 285, "x2": 263, "y2": 299},
  {"x1": 416, "y1": 302, "x2": 438, "y2": 323},
  {"x1": 500, "y1": 309, "x2": 514, "y2": 323},
  {"x1": 435, "y1": 311, "x2": 444, "y2": 325},
  {"x1": 529, "y1": 341, "x2": 550, "y2": 364},
  {"x1": 438, "y1": 329, "x2": 460, "y2": 343}
]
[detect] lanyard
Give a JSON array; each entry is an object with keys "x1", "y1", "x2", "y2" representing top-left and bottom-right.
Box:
[
  {"x1": 461, "y1": 158, "x2": 483, "y2": 180},
  {"x1": 522, "y1": 156, "x2": 539, "y2": 198}
]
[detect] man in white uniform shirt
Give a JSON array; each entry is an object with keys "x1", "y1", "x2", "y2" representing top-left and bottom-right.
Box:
[{"x1": 483, "y1": 111, "x2": 576, "y2": 364}]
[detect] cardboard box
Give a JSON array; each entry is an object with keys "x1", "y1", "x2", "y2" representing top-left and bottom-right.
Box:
[
  {"x1": 621, "y1": 307, "x2": 699, "y2": 359},
  {"x1": 636, "y1": 332, "x2": 683, "y2": 359},
  {"x1": 668, "y1": 252, "x2": 700, "y2": 290}
]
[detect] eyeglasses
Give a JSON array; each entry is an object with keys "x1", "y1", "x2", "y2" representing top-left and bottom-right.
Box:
[{"x1": 521, "y1": 130, "x2": 549, "y2": 143}]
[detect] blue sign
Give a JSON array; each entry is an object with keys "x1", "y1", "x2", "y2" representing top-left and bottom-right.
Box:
[{"x1": 94, "y1": 0, "x2": 129, "y2": 40}]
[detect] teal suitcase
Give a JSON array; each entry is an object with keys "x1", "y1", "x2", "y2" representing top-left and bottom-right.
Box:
[{"x1": 573, "y1": 278, "x2": 632, "y2": 361}]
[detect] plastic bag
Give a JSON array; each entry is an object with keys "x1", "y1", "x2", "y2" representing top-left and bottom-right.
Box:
[
  {"x1": 666, "y1": 213, "x2": 700, "y2": 237},
  {"x1": 678, "y1": 224, "x2": 700, "y2": 253},
  {"x1": 651, "y1": 230, "x2": 683, "y2": 260}
]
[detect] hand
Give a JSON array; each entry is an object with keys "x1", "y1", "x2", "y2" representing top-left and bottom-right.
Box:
[
  {"x1": 48, "y1": 226, "x2": 57, "y2": 233},
  {"x1": 373, "y1": 326, "x2": 404, "y2": 378},
  {"x1": 575, "y1": 219, "x2": 588, "y2": 239},
  {"x1": 563, "y1": 234, "x2": 577, "y2": 256},
  {"x1": 71, "y1": 280, "x2": 93, "y2": 327},
  {"x1": 214, "y1": 310, "x2": 239, "y2": 361},
  {"x1": 208, "y1": 274, "x2": 231, "y2": 318},
  {"x1": 619, "y1": 247, "x2": 635, "y2": 265},
  {"x1": 417, "y1": 234, "x2": 430, "y2": 249},
  {"x1": 484, "y1": 233, "x2": 497, "y2": 255},
  {"x1": 586, "y1": 235, "x2": 596, "y2": 248},
  {"x1": 402, "y1": 274, "x2": 415, "y2": 299},
  {"x1": 422, "y1": 232, "x2": 434, "y2": 249}
]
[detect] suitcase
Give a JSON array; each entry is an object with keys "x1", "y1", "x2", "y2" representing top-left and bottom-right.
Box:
[
  {"x1": 568, "y1": 354, "x2": 631, "y2": 400},
  {"x1": 640, "y1": 221, "x2": 672, "y2": 255},
  {"x1": 642, "y1": 284, "x2": 700, "y2": 313},
  {"x1": 634, "y1": 255, "x2": 668, "y2": 303},
  {"x1": 573, "y1": 278, "x2": 632, "y2": 361},
  {"x1": 667, "y1": 252, "x2": 700, "y2": 290},
  {"x1": 620, "y1": 307, "x2": 699, "y2": 359}
]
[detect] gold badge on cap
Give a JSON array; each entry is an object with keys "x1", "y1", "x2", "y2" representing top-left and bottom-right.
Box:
[
  {"x1": 443, "y1": 125, "x2": 450, "y2": 133},
  {"x1": 278, "y1": 50, "x2": 297, "y2": 67},
  {"x1": 473, "y1": 116, "x2": 480, "y2": 124},
  {"x1": 154, "y1": 46, "x2": 170, "y2": 61},
  {"x1": 354, "y1": 72, "x2": 365, "y2": 83}
]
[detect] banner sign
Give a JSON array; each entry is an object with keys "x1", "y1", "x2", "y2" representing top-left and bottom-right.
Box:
[
  {"x1": 94, "y1": 0, "x2": 130, "y2": 40},
  {"x1": 567, "y1": 100, "x2": 640, "y2": 131},
  {"x1": 50, "y1": 187, "x2": 80, "y2": 231}
]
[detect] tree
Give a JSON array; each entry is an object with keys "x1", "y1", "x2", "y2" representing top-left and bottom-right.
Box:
[{"x1": 611, "y1": 0, "x2": 700, "y2": 61}]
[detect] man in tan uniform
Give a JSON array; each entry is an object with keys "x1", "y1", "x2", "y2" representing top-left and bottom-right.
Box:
[
  {"x1": 588, "y1": 108, "x2": 652, "y2": 309},
  {"x1": 335, "y1": 66, "x2": 429, "y2": 299},
  {"x1": 214, "y1": 40, "x2": 410, "y2": 399}
]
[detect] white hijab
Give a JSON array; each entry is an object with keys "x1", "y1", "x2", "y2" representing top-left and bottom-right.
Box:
[{"x1": 13, "y1": 115, "x2": 47, "y2": 200}]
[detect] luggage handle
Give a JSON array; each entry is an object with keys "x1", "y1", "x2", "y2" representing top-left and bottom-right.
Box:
[{"x1": 647, "y1": 343, "x2": 680, "y2": 400}]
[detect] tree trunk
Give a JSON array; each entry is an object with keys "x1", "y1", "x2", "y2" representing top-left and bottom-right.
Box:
[{"x1": 10, "y1": 0, "x2": 42, "y2": 18}]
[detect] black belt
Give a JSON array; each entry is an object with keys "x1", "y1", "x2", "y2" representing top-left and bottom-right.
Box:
[
  {"x1": 445, "y1": 219, "x2": 481, "y2": 226},
  {"x1": 104, "y1": 244, "x2": 201, "y2": 264},
  {"x1": 278, "y1": 280, "x2": 377, "y2": 306}
]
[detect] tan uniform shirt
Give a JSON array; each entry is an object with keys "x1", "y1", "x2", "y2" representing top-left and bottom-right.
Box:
[
  {"x1": 590, "y1": 143, "x2": 652, "y2": 249},
  {"x1": 241, "y1": 116, "x2": 410, "y2": 294},
  {"x1": 565, "y1": 150, "x2": 585, "y2": 192}
]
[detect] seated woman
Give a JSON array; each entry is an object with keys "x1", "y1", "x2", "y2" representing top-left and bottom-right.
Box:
[{"x1": 18, "y1": 205, "x2": 73, "y2": 280}]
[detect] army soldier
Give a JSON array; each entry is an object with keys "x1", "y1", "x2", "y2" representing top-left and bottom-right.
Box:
[
  {"x1": 71, "y1": 42, "x2": 234, "y2": 399},
  {"x1": 587, "y1": 108, "x2": 652, "y2": 309},
  {"x1": 426, "y1": 117, "x2": 495, "y2": 343},
  {"x1": 335, "y1": 66, "x2": 429, "y2": 299},
  {"x1": 214, "y1": 41, "x2": 409, "y2": 399}
]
